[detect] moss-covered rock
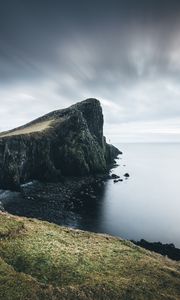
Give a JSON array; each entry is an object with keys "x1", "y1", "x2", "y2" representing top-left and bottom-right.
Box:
[{"x1": 0, "y1": 212, "x2": 180, "y2": 300}]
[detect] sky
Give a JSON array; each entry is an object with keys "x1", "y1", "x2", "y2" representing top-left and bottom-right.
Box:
[{"x1": 0, "y1": 0, "x2": 180, "y2": 143}]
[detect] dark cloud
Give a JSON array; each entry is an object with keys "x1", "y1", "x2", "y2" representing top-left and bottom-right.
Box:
[{"x1": 0, "y1": 0, "x2": 180, "y2": 141}]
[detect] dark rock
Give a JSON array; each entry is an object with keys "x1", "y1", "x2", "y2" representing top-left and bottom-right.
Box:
[
  {"x1": 132, "y1": 239, "x2": 180, "y2": 261},
  {"x1": 114, "y1": 179, "x2": 123, "y2": 183},
  {"x1": 113, "y1": 179, "x2": 119, "y2": 183},
  {"x1": 105, "y1": 142, "x2": 122, "y2": 164},
  {"x1": 124, "y1": 173, "x2": 130, "y2": 178},
  {"x1": 111, "y1": 174, "x2": 120, "y2": 179},
  {"x1": 0, "y1": 99, "x2": 121, "y2": 190}
]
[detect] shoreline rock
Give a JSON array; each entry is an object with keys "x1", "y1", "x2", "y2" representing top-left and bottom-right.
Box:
[{"x1": 132, "y1": 239, "x2": 180, "y2": 261}]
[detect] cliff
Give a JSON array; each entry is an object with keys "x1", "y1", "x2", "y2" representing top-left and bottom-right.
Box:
[
  {"x1": 0, "y1": 99, "x2": 121, "y2": 190},
  {"x1": 0, "y1": 212, "x2": 180, "y2": 300}
]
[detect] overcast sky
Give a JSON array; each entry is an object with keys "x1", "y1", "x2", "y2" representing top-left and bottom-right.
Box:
[{"x1": 1, "y1": 0, "x2": 180, "y2": 142}]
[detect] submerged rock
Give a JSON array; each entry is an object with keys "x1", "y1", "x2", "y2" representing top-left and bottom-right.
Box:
[{"x1": 0, "y1": 98, "x2": 121, "y2": 190}]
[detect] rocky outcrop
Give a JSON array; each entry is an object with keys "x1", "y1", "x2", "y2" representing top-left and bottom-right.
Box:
[{"x1": 0, "y1": 98, "x2": 121, "y2": 190}]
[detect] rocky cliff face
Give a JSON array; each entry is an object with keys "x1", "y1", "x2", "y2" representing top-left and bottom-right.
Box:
[{"x1": 0, "y1": 98, "x2": 121, "y2": 190}]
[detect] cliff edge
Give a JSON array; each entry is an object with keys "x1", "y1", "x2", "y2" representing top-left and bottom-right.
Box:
[{"x1": 0, "y1": 98, "x2": 121, "y2": 190}]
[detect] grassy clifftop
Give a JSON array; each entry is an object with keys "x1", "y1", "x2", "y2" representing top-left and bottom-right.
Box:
[{"x1": 0, "y1": 212, "x2": 180, "y2": 300}]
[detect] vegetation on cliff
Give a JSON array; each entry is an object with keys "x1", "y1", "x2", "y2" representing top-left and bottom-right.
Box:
[{"x1": 0, "y1": 212, "x2": 180, "y2": 300}]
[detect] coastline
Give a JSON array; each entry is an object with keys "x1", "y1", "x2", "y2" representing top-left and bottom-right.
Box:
[{"x1": 0, "y1": 173, "x2": 180, "y2": 261}]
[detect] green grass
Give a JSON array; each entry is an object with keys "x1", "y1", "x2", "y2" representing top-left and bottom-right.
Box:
[{"x1": 0, "y1": 212, "x2": 180, "y2": 299}]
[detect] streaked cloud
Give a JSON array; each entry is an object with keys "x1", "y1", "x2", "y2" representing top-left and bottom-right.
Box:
[{"x1": 0, "y1": 0, "x2": 180, "y2": 142}]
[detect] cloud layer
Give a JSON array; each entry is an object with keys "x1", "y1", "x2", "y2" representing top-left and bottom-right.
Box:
[{"x1": 0, "y1": 0, "x2": 180, "y2": 142}]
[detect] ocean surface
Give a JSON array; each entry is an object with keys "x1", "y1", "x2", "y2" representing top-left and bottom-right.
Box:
[
  {"x1": 1, "y1": 143, "x2": 180, "y2": 247},
  {"x1": 100, "y1": 143, "x2": 180, "y2": 247}
]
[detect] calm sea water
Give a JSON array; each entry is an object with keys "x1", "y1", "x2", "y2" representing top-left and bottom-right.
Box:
[
  {"x1": 96, "y1": 143, "x2": 180, "y2": 247},
  {"x1": 1, "y1": 143, "x2": 180, "y2": 247}
]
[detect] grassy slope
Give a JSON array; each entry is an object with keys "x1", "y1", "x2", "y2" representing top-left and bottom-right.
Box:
[
  {"x1": 0, "y1": 120, "x2": 54, "y2": 138},
  {"x1": 0, "y1": 212, "x2": 180, "y2": 300}
]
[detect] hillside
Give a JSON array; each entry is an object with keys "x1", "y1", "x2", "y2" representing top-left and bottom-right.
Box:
[
  {"x1": 0, "y1": 99, "x2": 120, "y2": 190},
  {"x1": 0, "y1": 212, "x2": 180, "y2": 300}
]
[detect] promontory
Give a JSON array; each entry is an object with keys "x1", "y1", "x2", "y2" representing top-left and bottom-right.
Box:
[{"x1": 0, "y1": 98, "x2": 120, "y2": 190}]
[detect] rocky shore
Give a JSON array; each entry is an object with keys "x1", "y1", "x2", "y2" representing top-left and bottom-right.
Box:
[{"x1": 0, "y1": 172, "x2": 118, "y2": 226}]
